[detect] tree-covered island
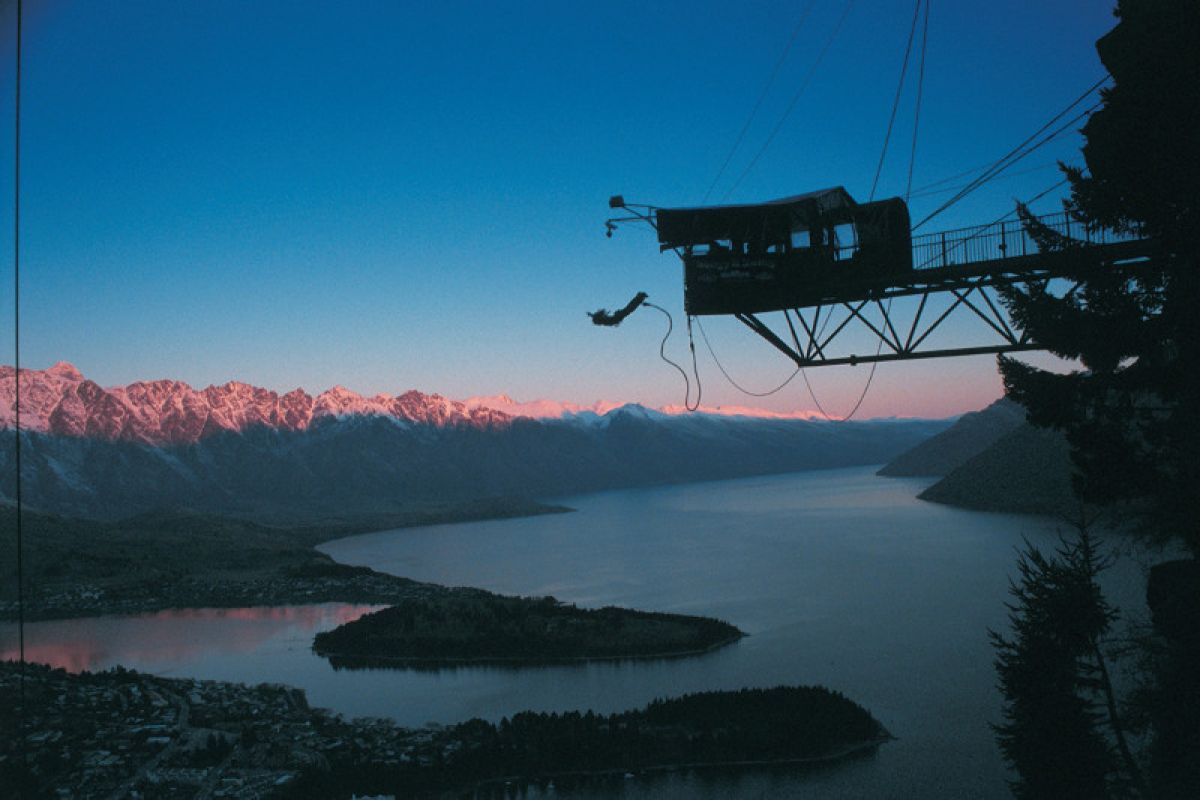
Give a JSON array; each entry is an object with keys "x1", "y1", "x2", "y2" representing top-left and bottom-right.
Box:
[
  {"x1": 313, "y1": 593, "x2": 744, "y2": 666},
  {"x1": 293, "y1": 686, "x2": 891, "y2": 797}
]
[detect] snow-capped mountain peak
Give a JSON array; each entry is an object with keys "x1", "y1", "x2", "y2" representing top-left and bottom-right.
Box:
[
  {"x1": 1, "y1": 362, "x2": 840, "y2": 448},
  {"x1": 0, "y1": 363, "x2": 510, "y2": 445}
]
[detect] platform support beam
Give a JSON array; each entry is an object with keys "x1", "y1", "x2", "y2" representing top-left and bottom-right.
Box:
[{"x1": 730, "y1": 276, "x2": 1082, "y2": 369}]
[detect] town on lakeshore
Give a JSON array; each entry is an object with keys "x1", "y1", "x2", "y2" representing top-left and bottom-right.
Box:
[{"x1": 1, "y1": 661, "x2": 889, "y2": 798}]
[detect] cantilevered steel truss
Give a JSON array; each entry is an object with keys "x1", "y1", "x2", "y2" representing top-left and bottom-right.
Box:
[
  {"x1": 607, "y1": 198, "x2": 1154, "y2": 369},
  {"x1": 729, "y1": 212, "x2": 1151, "y2": 368}
]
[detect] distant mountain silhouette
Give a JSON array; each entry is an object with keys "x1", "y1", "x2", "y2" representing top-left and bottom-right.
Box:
[
  {"x1": 877, "y1": 398, "x2": 1026, "y2": 477},
  {"x1": 0, "y1": 364, "x2": 947, "y2": 521}
]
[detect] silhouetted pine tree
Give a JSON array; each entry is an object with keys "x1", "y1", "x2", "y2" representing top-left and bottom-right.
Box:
[
  {"x1": 997, "y1": 0, "x2": 1200, "y2": 553},
  {"x1": 991, "y1": 526, "x2": 1141, "y2": 799},
  {"x1": 995, "y1": 3, "x2": 1200, "y2": 795}
]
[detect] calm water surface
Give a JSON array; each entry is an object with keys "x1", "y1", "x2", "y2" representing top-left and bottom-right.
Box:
[{"x1": 3, "y1": 467, "x2": 1151, "y2": 798}]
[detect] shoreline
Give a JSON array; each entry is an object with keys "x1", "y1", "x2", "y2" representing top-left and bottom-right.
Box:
[
  {"x1": 0, "y1": 500, "x2": 572, "y2": 623},
  {"x1": 3, "y1": 504, "x2": 749, "y2": 670},
  {"x1": 0, "y1": 573, "x2": 430, "y2": 623},
  {"x1": 467, "y1": 734, "x2": 895, "y2": 791},
  {"x1": 315, "y1": 630, "x2": 747, "y2": 668}
]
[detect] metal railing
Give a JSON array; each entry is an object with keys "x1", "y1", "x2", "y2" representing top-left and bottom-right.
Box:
[{"x1": 910, "y1": 211, "x2": 1134, "y2": 271}]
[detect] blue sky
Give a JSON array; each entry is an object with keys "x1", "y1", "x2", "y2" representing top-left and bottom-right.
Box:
[{"x1": 0, "y1": 1, "x2": 1118, "y2": 418}]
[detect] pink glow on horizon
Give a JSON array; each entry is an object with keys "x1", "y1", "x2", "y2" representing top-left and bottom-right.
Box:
[
  {"x1": 462, "y1": 396, "x2": 937, "y2": 421},
  {"x1": 461, "y1": 394, "x2": 628, "y2": 419},
  {"x1": 4, "y1": 362, "x2": 1001, "y2": 436},
  {"x1": 660, "y1": 404, "x2": 826, "y2": 420},
  {"x1": 462, "y1": 394, "x2": 835, "y2": 420}
]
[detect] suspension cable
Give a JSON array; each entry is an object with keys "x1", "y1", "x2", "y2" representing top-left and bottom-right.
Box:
[
  {"x1": 911, "y1": 77, "x2": 1108, "y2": 231},
  {"x1": 904, "y1": 0, "x2": 931, "y2": 202},
  {"x1": 915, "y1": 176, "x2": 1069, "y2": 271},
  {"x1": 687, "y1": 3, "x2": 822, "y2": 407},
  {"x1": 691, "y1": 5, "x2": 1089, "y2": 421},
  {"x1": 907, "y1": 161, "x2": 1058, "y2": 200},
  {"x1": 804, "y1": 0, "x2": 929, "y2": 422},
  {"x1": 721, "y1": 0, "x2": 855, "y2": 201},
  {"x1": 910, "y1": 162, "x2": 994, "y2": 195},
  {"x1": 698, "y1": 0, "x2": 929, "y2": 421},
  {"x1": 13, "y1": 0, "x2": 27, "y2": 777},
  {"x1": 911, "y1": 100, "x2": 1097, "y2": 231},
  {"x1": 701, "y1": 0, "x2": 817, "y2": 204},
  {"x1": 868, "y1": 0, "x2": 923, "y2": 202},
  {"x1": 906, "y1": 157, "x2": 1056, "y2": 197}
]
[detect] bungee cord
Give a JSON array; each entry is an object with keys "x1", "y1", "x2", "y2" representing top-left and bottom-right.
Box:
[{"x1": 603, "y1": 0, "x2": 1098, "y2": 422}]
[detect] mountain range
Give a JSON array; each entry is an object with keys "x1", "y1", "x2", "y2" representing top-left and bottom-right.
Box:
[
  {"x1": 0, "y1": 362, "x2": 510, "y2": 446},
  {"x1": 1, "y1": 364, "x2": 948, "y2": 521}
]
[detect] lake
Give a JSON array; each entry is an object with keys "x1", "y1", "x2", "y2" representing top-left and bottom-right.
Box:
[{"x1": 1, "y1": 466, "x2": 1152, "y2": 798}]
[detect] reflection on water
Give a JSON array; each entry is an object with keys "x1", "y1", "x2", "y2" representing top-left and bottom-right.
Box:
[
  {"x1": 0, "y1": 604, "x2": 381, "y2": 673},
  {"x1": 0, "y1": 467, "x2": 1152, "y2": 798},
  {"x1": 469, "y1": 749, "x2": 884, "y2": 800}
]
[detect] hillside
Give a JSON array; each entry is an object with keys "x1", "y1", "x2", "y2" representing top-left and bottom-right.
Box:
[
  {"x1": 877, "y1": 397, "x2": 1026, "y2": 477},
  {"x1": 0, "y1": 364, "x2": 947, "y2": 521},
  {"x1": 917, "y1": 424, "x2": 1076, "y2": 516},
  {"x1": 0, "y1": 501, "x2": 566, "y2": 619},
  {"x1": 877, "y1": 396, "x2": 1076, "y2": 516}
]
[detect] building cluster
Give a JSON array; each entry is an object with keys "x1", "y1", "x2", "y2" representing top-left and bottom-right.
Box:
[
  {"x1": 0, "y1": 570, "x2": 433, "y2": 622},
  {"x1": 0, "y1": 662, "x2": 464, "y2": 799}
]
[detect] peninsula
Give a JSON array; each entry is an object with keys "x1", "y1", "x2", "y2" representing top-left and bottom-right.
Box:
[{"x1": 0, "y1": 500, "x2": 566, "y2": 621}]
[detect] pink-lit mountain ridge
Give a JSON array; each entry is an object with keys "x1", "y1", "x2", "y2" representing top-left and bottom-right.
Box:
[
  {"x1": 1, "y1": 363, "x2": 948, "y2": 521},
  {"x1": 0, "y1": 362, "x2": 509, "y2": 446},
  {"x1": 0, "y1": 363, "x2": 831, "y2": 446}
]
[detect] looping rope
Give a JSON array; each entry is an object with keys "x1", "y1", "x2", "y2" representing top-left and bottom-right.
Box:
[{"x1": 644, "y1": 301, "x2": 701, "y2": 412}]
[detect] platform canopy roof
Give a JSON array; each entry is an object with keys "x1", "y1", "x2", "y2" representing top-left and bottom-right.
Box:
[{"x1": 656, "y1": 187, "x2": 857, "y2": 249}]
